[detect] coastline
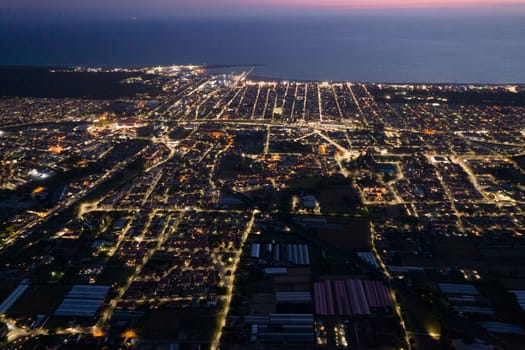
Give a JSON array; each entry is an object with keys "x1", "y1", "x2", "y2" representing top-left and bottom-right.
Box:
[{"x1": 0, "y1": 65, "x2": 524, "y2": 86}]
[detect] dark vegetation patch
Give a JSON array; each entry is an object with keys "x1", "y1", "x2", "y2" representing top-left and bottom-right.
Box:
[{"x1": 0, "y1": 66, "x2": 160, "y2": 99}]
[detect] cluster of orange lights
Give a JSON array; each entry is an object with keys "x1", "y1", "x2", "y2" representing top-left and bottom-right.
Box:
[
  {"x1": 48, "y1": 145, "x2": 64, "y2": 154},
  {"x1": 93, "y1": 328, "x2": 105, "y2": 337},
  {"x1": 99, "y1": 112, "x2": 109, "y2": 122},
  {"x1": 122, "y1": 330, "x2": 137, "y2": 339},
  {"x1": 26, "y1": 210, "x2": 48, "y2": 218},
  {"x1": 76, "y1": 159, "x2": 89, "y2": 167},
  {"x1": 32, "y1": 186, "x2": 46, "y2": 194},
  {"x1": 210, "y1": 131, "x2": 225, "y2": 139}
]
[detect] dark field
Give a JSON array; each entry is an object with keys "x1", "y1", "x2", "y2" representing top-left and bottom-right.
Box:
[
  {"x1": 139, "y1": 308, "x2": 219, "y2": 341},
  {"x1": 317, "y1": 217, "x2": 371, "y2": 253},
  {"x1": 7, "y1": 284, "x2": 70, "y2": 318},
  {"x1": 0, "y1": 66, "x2": 160, "y2": 99}
]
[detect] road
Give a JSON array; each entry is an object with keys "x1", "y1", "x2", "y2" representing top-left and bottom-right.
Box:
[{"x1": 211, "y1": 209, "x2": 258, "y2": 350}]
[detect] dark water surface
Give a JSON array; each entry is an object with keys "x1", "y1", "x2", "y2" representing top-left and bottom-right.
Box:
[{"x1": 1, "y1": 15, "x2": 524, "y2": 83}]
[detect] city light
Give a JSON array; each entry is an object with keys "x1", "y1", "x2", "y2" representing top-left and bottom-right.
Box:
[{"x1": 0, "y1": 64, "x2": 523, "y2": 350}]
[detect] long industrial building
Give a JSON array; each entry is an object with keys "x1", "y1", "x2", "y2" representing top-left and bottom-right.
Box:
[
  {"x1": 55, "y1": 285, "x2": 110, "y2": 317},
  {"x1": 314, "y1": 279, "x2": 392, "y2": 316}
]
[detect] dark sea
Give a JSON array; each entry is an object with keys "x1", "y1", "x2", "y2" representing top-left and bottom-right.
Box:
[{"x1": 1, "y1": 15, "x2": 525, "y2": 83}]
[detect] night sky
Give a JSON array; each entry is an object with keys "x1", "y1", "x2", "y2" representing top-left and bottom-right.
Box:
[{"x1": 1, "y1": 0, "x2": 525, "y2": 19}]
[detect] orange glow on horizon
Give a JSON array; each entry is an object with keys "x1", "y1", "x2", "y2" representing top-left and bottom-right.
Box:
[{"x1": 241, "y1": 0, "x2": 525, "y2": 10}]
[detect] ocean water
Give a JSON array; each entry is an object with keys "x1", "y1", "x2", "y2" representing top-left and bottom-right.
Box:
[{"x1": 1, "y1": 15, "x2": 525, "y2": 83}]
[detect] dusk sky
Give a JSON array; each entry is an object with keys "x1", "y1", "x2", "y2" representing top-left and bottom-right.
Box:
[{"x1": 2, "y1": 0, "x2": 525, "y2": 19}]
